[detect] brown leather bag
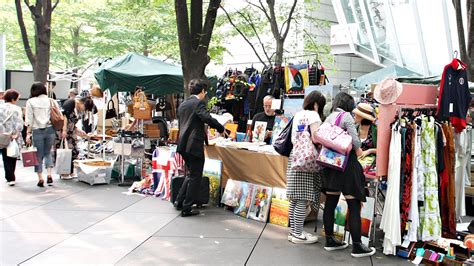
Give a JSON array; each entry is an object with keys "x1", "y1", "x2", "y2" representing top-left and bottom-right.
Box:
[
  {"x1": 50, "y1": 99, "x2": 65, "y2": 130},
  {"x1": 132, "y1": 90, "x2": 152, "y2": 120}
]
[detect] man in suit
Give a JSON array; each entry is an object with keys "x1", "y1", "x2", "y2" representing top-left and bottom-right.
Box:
[{"x1": 175, "y1": 79, "x2": 225, "y2": 217}]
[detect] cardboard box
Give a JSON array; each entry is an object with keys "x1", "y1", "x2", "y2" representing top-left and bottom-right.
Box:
[
  {"x1": 144, "y1": 124, "x2": 159, "y2": 130},
  {"x1": 145, "y1": 129, "x2": 160, "y2": 138}
]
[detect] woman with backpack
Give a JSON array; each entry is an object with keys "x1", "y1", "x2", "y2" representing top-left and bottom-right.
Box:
[
  {"x1": 320, "y1": 92, "x2": 376, "y2": 258},
  {"x1": 0, "y1": 89, "x2": 24, "y2": 186},
  {"x1": 25, "y1": 82, "x2": 60, "y2": 187},
  {"x1": 286, "y1": 90, "x2": 326, "y2": 244}
]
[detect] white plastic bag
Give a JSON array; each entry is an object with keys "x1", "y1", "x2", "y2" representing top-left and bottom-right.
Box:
[
  {"x1": 56, "y1": 139, "x2": 72, "y2": 175},
  {"x1": 6, "y1": 140, "x2": 19, "y2": 158}
]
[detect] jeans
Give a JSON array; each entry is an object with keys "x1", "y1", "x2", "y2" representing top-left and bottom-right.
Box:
[{"x1": 32, "y1": 126, "x2": 56, "y2": 173}]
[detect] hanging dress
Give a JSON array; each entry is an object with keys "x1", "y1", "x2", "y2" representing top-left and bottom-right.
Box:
[
  {"x1": 406, "y1": 122, "x2": 421, "y2": 242},
  {"x1": 419, "y1": 116, "x2": 442, "y2": 241},
  {"x1": 380, "y1": 123, "x2": 402, "y2": 255}
]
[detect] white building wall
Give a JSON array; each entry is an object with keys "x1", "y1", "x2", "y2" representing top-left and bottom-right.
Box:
[{"x1": 306, "y1": 0, "x2": 380, "y2": 87}]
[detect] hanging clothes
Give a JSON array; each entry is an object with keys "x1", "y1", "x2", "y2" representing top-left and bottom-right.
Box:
[
  {"x1": 419, "y1": 116, "x2": 442, "y2": 241},
  {"x1": 454, "y1": 129, "x2": 470, "y2": 217},
  {"x1": 400, "y1": 123, "x2": 413, "y2": 236},
  {"x1": 437, "y1": 59, "x2": 472, "y2": 133},
  {"x1": 406, "y1": 122, "x2": 421, "y2": 242},
  {"x1": 440, "y1": 123, "x2": 456, "y2": 238},
  {"x1": 380, "y1": 123, "x2": 402, "y2": 255}
]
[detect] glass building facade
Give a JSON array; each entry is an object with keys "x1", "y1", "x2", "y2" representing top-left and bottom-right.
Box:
[{"x1": 330, "y1": 0, "x2": 461, "y2": 76}]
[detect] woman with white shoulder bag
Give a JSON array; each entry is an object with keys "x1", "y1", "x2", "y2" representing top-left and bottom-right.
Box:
[{"x1": 0, "y1": 89, "x2": 24, "y2": 186}]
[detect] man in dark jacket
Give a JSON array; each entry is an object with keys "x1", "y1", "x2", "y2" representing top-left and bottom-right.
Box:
[{"x1": 175, "y1": 79, "x2": 225, "y2": 217}]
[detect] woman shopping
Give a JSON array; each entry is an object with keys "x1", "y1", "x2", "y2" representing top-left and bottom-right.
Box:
[
  {"x1": 25, "y1": 82, "x2": 60, "y2": 187},
  {"x1": 0, "y1": 89, "x2": 24, "y2": 186},
  {"x1": 353, "y1": 102, "x2": 377, "y2": 170},
  {"x1": 58, "y1": 96, "x2": 94, "y2": 179},
  {"x1": 321, "y1": 92, "x2": 376, "y2": 257},
  {"x1": 286, "y1": 90, "x2": 326, "y2": 244}
]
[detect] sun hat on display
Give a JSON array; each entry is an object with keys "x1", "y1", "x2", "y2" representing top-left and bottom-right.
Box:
[
  {"x1": 374, "y1": 78, "x2": 403, "y2": 104},
  {"x1": 353, "y1": 103, "x2": 376, "y2": 121}
]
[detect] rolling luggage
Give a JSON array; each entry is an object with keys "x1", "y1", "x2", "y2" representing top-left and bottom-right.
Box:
[{"x1": 170, "y1": 175, "x2": 210, "y2": 206}]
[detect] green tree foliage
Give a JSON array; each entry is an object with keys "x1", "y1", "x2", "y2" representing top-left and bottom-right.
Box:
[{"x1": 0, "y1": 0, "x2": 226, "y2": 71}]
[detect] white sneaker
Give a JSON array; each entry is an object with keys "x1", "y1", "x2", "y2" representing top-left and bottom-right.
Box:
[
  {"x1": 291, "y1": 232, "x2": 319, "y2": 244},
  {"x1": 60, "y1": 175, "x2": 74, "y2": 180},
  {"x1": 7, "y1": 181, "x2": 15, "y2": 186}
]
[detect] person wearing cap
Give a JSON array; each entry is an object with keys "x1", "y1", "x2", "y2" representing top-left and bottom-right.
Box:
[{"x1": 353, "y1": 103, "x2": 377, "y2": 159}]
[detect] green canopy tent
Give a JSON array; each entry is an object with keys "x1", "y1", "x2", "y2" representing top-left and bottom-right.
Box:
[
  {"x1": 94, "y1": 53, "x2": 184, "y2": 96},
  {"x1": 353, "y1": 65, "x2": 420, "y2": 90}
]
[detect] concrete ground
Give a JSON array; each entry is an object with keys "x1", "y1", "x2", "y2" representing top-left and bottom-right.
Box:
[{"x1": 1, "y1": 162, "x2": 414, "y2": 265}]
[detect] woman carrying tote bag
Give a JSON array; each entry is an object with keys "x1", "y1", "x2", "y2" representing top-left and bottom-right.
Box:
[
  {"x1": 25, "y1": 82, "x2": 60, "y2": 187},
  {"x1": 0, "y1": 89, "x2": 24, "y2": 186}
]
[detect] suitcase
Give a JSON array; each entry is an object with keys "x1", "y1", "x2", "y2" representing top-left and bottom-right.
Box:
[{"x1": 170, "y1": 175, "x2": 210, "y2": 206}]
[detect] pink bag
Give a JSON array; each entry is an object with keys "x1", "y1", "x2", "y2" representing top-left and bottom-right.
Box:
[
  {"x1": 313, "y1": 112, "x2": 352, "y2": 155},
  {"x1": 289, "y1": 126, "x2": 319, "y2": 172},
  {"x1": 316, "y1": 146, "x2": 348, "y2": 172}
]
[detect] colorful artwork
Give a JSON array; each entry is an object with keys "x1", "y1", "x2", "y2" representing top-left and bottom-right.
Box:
[
  {"x1": 225, "y1": 123, "x2": 239, "y2": 140},
  {"x1": 233, "y1": 182, "x2": 255, "y2": 218},
  {"x1": 271, "y1": 115, "x2": 291, "y2": 145},
  {"x1": 337, "y1": 196, "x2": 375, "y2": 246},
  {"x1": 282, "y1": 98, "x2": 304, "y2": 118},
  {"x1": 269, "y1": 187, "x2": 290, "y2": 227},
  {"x1": 252, "y1": 121, "x2": 267, "y2": 143},
  {"x1": 221, "y1": 179, "x2": 243, "y2": 207},
  {"x1": 203, "y1": 159, "x2": 222, "y2": 205},
  {"x1": 334, "y1": 195, "x2": 348, "y2": 240},
  {"x1": 285, "y1": 65, "x2": 309, "y2": 95},
  {"x1": 247, "y1": 185, "x2": 272, "y2": 222}
]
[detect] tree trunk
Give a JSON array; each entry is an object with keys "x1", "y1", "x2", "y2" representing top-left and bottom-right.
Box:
[
  {"x1": 15, "y1": 0, "x2": 57, "y2": 84},
  {"x1": 175, "y1": 0, "x2": 221, "y2": 96},
  {"x1": 274, "y1": 39, "x2": 284, "y2": 67},
  {"x1": 453, "y1": 0, "x2": 469, "y2": 63}
]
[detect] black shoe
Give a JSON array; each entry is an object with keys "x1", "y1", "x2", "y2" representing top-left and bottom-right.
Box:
[
  {"x1": 351, "y1": 242, "x2": 376, "y2": 258},
  {"x1": 37, "y1": 179, "x2": 44, "y2": 187},
  {"x1": 47, "y1": 175, "x2": 53, "y2": 186},
  {"x1": 324, "y1": 236, "x2": 349, "y2": 251},
  {"x1": 173, "y1": 201, "x2": 183, "y2": 211},
  {"x1": 181, "y1": 209, "x2": 200, "y2": 217}
]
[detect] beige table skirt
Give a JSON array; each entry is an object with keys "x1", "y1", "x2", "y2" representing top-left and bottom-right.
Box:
[{"x1": 205, "y1": 145, "x2": 288, "y2": 188}]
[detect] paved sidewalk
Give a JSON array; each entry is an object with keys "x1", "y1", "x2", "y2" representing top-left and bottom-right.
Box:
[{"x1": 0, "y1": 162, "x2": 411, "y2": 265}]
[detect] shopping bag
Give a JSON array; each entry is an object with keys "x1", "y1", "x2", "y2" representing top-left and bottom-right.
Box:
[
  {"x1": 289, "y1": 127, "x2": 318, "y2": 172},
  {"x1": 56, "y1": 139, "x2": 72, "y2": 175},
  {"x1": 316, "y1": 146, "x2": 348, "y2": 172},
  {"x1": 21, "y1": 146, "x2": 39, "y2": 167},
  {"x1": 6, "y1": 140, "x2": 20, "y2": 158}
]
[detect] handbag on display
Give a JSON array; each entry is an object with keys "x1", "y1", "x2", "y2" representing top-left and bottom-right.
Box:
[
  {"x1": 50, "y1": 99, "x2": 65, "y2": 130},
  {"x1": 289, "y1": 125, "x2": 319, "y2": 172},
  {"x1": 21, "y1": 146, "x2": 39, "y2": 167},
  {"x1": 105, "y1": 100, "x2": 117, "y2": 119},
  {"x1": 273, "y1": 117, "x2": 294, "y2": 157},
  {"x1": 316, "y1": 146, "x2": 348, "y2": 172},
  {"x1": 6, "y1": 140, "x2": 20, "y2": 158},
  {"x1": 55, "y1": 139, "x2": 72, "y2": 175},
  {"x1": 313, "y1": 112, "x2": 352, "y2": 155},
  {"x1": 132, "y1": 90, "x2": 152, "y2": 120}
]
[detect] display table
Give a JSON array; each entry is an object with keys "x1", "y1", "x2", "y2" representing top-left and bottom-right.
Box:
[{"x1": 205, "y1": 144, "x2": 288, "y2": 188}]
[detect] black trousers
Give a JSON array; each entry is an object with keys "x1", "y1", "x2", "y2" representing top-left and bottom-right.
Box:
[
  {"x1": 0, "y1": 148, "x2": 17, "y2": 182},
  {"x1": 176, "y1": 153, "x2": 205, "y2": 211}
]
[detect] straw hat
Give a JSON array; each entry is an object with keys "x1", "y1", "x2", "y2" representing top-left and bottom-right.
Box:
[
  {"x1": 374, "y1": 78, "x2": 403, "y2": 104},
  {"x1": 353, "y1": 103, "x2": 375, "y2": 121}
]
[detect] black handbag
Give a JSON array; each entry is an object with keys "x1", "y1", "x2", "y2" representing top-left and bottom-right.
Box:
[
  {"x1": 273, "y1": 117, "x2": 294, "y2": 157},
  {"x1": 105, "y1": 100, "x2": 117, "y2": 119}
]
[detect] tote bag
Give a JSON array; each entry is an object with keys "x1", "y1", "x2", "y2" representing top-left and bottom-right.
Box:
[
  {"x1": 0, "y1": 112, "x2": 14, "y2": 149},
  {"x1": 6, "y1": 140, "x2": 20, "y2": 158},
  {"x1": 56, "y1": 139, "x2": 72, "y2": 175},
  {"x1": 289, "y1": 126, "x2": 318, "y2": 172}
]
